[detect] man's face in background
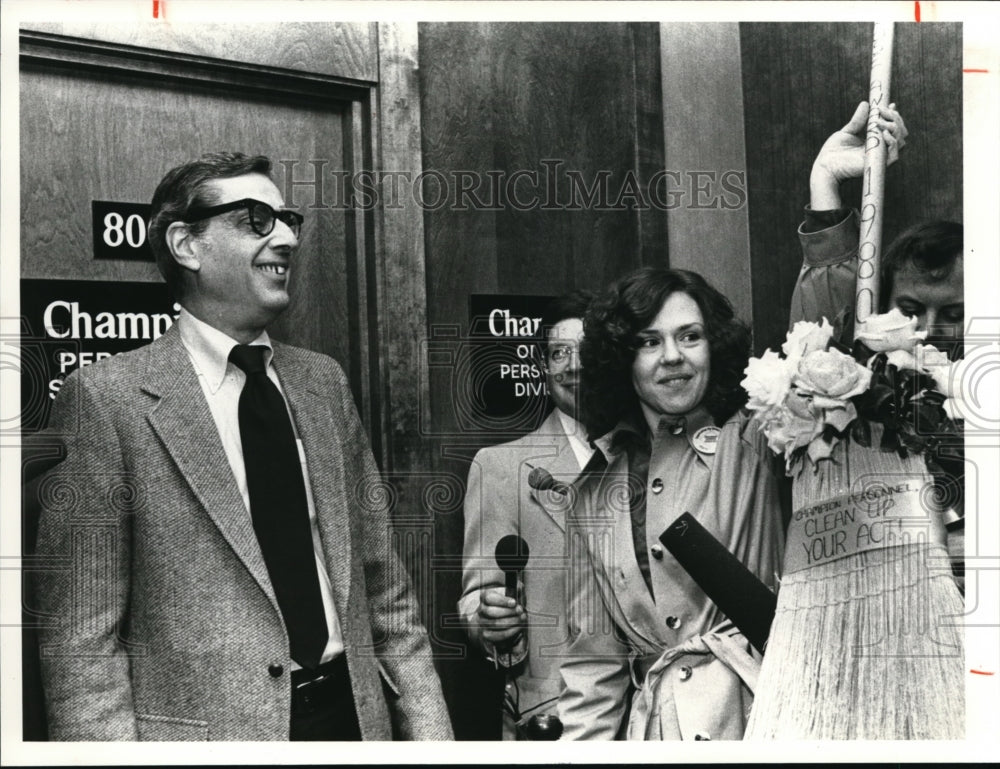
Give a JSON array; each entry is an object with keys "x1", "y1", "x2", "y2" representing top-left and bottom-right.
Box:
[
  {"x1": 544, "y1": 317, "x2": 584, "y2": 419},
  {"x1": 889, "y1": 256, "x2": 964, "y2": 353}
]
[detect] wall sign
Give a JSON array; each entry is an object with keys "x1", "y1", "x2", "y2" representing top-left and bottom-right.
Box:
[
  {"x1": 466, "y1": 293, "x2": 553, "y2": 433},
  {"x1": 92, "y1": 201, "x2": 154, "y2": 261},
  {"x1": 20, "y1": 279, "x2": 177, "y2": 432}
]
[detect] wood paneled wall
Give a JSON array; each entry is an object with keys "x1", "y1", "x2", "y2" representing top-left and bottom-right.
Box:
[
  {"x1": 740, "y1": 22, "x2": 962, "y2": 353},
  {"x1": 660, "y1": 23, "x2": 754, "y2": 323}
]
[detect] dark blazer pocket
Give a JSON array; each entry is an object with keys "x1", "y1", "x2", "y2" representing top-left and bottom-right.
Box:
[{"x1": 136, "y1": 713, "x2": 209, "y2": 741}]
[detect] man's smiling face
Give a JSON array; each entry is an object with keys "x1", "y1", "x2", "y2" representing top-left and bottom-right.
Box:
[{"x1": 187, "y1": 173, "x2": 298, "y2": 340}]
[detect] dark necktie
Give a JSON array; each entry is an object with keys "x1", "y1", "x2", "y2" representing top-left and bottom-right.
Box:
[{"x1": 229, "y1": 344, "x2": 328, "y2": 669}]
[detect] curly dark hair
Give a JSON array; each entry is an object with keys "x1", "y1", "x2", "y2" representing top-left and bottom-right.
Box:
[{"x1": 580, "y1": 267, "x2": 752, "y2": 437}]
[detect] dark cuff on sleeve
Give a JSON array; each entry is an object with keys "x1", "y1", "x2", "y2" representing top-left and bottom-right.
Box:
[
  {"x1": 798, "y1": 207, "x2": 860, "y2": 267},
  {"x1": 800, "y1": 205, "x2": 854, "y2": 234}
]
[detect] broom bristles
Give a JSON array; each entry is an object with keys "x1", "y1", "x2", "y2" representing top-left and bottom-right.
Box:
[{"x1": 745, "y1": 431, "x2": 965, "y2": 740}]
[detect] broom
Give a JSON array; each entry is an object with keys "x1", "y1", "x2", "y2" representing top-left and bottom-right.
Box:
[{"x1": 744, "y1": 22, "x2": 966, "y2": 740}]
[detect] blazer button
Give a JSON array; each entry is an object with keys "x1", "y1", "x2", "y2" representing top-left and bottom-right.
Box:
[
  {"x1": 650, "y1": 544, "x2": 664, "y2": 560},
  {"x1": 678, "y1": 665, "x2": 692, "y2": 681},
  {"x1": 650, "y1": 478, "x2": 664, "y2": 493},
  {"x1": 268, "y1": 663, "x2": 284, "y2": 678},
  {"x1": 666, "y1": 615, "x2": 681, "y2": 630}
]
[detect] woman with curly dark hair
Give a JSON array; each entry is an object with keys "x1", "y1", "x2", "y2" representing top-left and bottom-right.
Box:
[{"x1": 556, "y1": 267, "x2": 786, "y2": 740}]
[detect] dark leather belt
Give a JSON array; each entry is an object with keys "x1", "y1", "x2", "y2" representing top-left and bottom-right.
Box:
[{"x1": 290, "y1": 655, "x2": 350, "y2": 716}]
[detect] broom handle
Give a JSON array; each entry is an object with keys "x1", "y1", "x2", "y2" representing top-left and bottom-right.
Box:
[{"x1": 855, "y1": 22, "x2": 895, "y2": 329}]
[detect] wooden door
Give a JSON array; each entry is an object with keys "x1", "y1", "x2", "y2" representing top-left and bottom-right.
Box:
[{"x1": 20, "y1": 26, "x2": 377, "y2": 426}]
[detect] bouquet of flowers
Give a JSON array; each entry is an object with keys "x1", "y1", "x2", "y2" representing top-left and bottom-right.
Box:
[
  {"x1": 742, "y1": 309, "x2": 964, "y2": 471},
  {"x1": 741, "y1": 309, "x2": 966, "y2": 740}
]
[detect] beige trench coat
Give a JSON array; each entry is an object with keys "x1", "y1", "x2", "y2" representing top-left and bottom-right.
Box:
[{"x1": 557, "y1": 409, "x2": 784, "y2": 740}]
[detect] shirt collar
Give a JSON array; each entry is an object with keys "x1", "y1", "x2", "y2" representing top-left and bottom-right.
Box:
[
  {"x1": 176, "y1": 306, "x2": 273, "y2": 394},
  {"x1": 556, "y1": 408, "x2": 594, "y2": 469},
  {"x1": 556, "y1": 408, "x2": 587, "y2": 443},
  {"x1": 595, "y1": 408, "x2": 647, "y2": 457},
  {"x1": 598, "y1": 405, "x2": 716, "y2": 457}
]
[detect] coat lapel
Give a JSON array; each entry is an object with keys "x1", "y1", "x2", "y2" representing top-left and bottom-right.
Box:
[
  {"x1": 527, "y1": 411, "x2": 584, "y2": 532},
  {"x1": 142, "y1": 327, "x2": 279, "y2": 610},
  {"x1": 272, "y1": 346, "x2": 353, "y2": 613}
]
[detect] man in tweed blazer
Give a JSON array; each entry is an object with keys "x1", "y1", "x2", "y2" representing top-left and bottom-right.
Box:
[
  {"x1": 460, "y1": 291, "x2": 594, "y2": 739},
  {"x1": 33, "y1": 153, "x2": 452, "y2": 741}
]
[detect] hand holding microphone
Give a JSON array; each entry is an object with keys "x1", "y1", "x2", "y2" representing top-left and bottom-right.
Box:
[
  {"x1": 495, "y1": 534, "x2": 530, "y2": 598},
  {"x1": 492, "y1": 533, "x2": 564, "y2": 740},
  {"x1": 477, "y1": 535, "x2": 530, "y2": 646}
]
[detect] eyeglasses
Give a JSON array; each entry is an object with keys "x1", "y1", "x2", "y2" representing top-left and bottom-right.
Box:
[
  {"x1": 547, "y1": 344, "x2": 580, "y2": 365},
  {"x1": 184, "y1": 198, "x2": 304, "y2": 238}
]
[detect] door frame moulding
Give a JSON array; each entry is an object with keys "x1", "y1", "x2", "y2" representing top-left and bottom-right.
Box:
[{"x1": 20, "y1": 30, "x2": 372, "y2": 104}]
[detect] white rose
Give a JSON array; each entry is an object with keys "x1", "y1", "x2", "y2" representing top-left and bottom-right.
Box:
[
  {"x1": 914, "y1": 344, "x2": 953, "y2": 390},
  {"x1": 742, "y1": 350, "x2": 796, "y2": 413},
  {"x1": 886, "y1": 344, "x2": 953, "y2": 392},
  {"x1": 794, "y1": 348, "x2": 872, "y2": 409},
  {"x1": 782, "y1": 318, "x2": 835, "y2": 360},
  {"x1": 915, "y1": 344, "x2": 950, "y2": 369},
  {"x1": 759, "y1": 405, "x2": 822, "y2": 458},
  {"x1": 855, "y1": 308, "x2": 927, "y2": 352},
  {"x1": 884, "y1": 348, "x2": 917, "y2": 371}
]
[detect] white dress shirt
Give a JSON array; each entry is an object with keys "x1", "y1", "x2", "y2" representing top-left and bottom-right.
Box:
[
  {"x1": 177, "y1": 307, "x2": 344, "y2": 666},
  {"x1": 557, "y1": 408, "x2": 594, "y2": 470}
]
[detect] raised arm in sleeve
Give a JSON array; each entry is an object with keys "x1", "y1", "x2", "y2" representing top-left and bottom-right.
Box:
[{"x1": 789, "y1": 207, "x2": 860, "y2": 332}]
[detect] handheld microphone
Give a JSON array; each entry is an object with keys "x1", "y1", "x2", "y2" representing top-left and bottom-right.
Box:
[
  {"x1": 527, "y1": 466, "x2": 570, "y2": 496},
  {"x1": 495, "y1": 534, "x2": 530, "y2": 599},
  {"x1": 659, "y1": 512, "x2": 777, "y2": 654}
]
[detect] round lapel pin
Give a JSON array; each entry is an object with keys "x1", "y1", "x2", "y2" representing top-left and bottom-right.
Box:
[{"x1": 692, "y1": 426, "x2": 720, "y2": 455}]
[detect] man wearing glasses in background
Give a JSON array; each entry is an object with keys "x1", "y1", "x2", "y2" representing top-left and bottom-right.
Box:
[
  {"x1": 32, "y1": 152, "x2": 451, "y2": 741},
  {"x1": 460, "y1": 290, "x2": 594, "y2": 739}
]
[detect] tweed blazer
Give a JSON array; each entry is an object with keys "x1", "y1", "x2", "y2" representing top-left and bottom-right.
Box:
[
  {"x1": 460, "y1": 409, "x2": 585, "y2": 737},
  {"x1": 32, "y1": 325, "x2": 452, "y2": 741}
]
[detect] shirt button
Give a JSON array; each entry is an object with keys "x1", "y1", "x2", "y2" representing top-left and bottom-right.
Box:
[
  {"x1": 650, "y1": 544, "x2": 664, "y2": 560},
  {"x1": 678, "y1": 665, "x2": 692, "y2": 681},
  {"x1": 650, "y1": 478, "x2": 664, "y2": 493},
  {"x1": 666, "y1": 615, "x2": 681, "y2": 630},
  {"x1": 694, "y1": 732, "x2": 711, "y2": 741},
  {"x1": 670, "y1": 423, "x2": 685, "y2": 436},
  {"x1": 268, "y1": 663, "x2": 284, "y2": 678}
]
